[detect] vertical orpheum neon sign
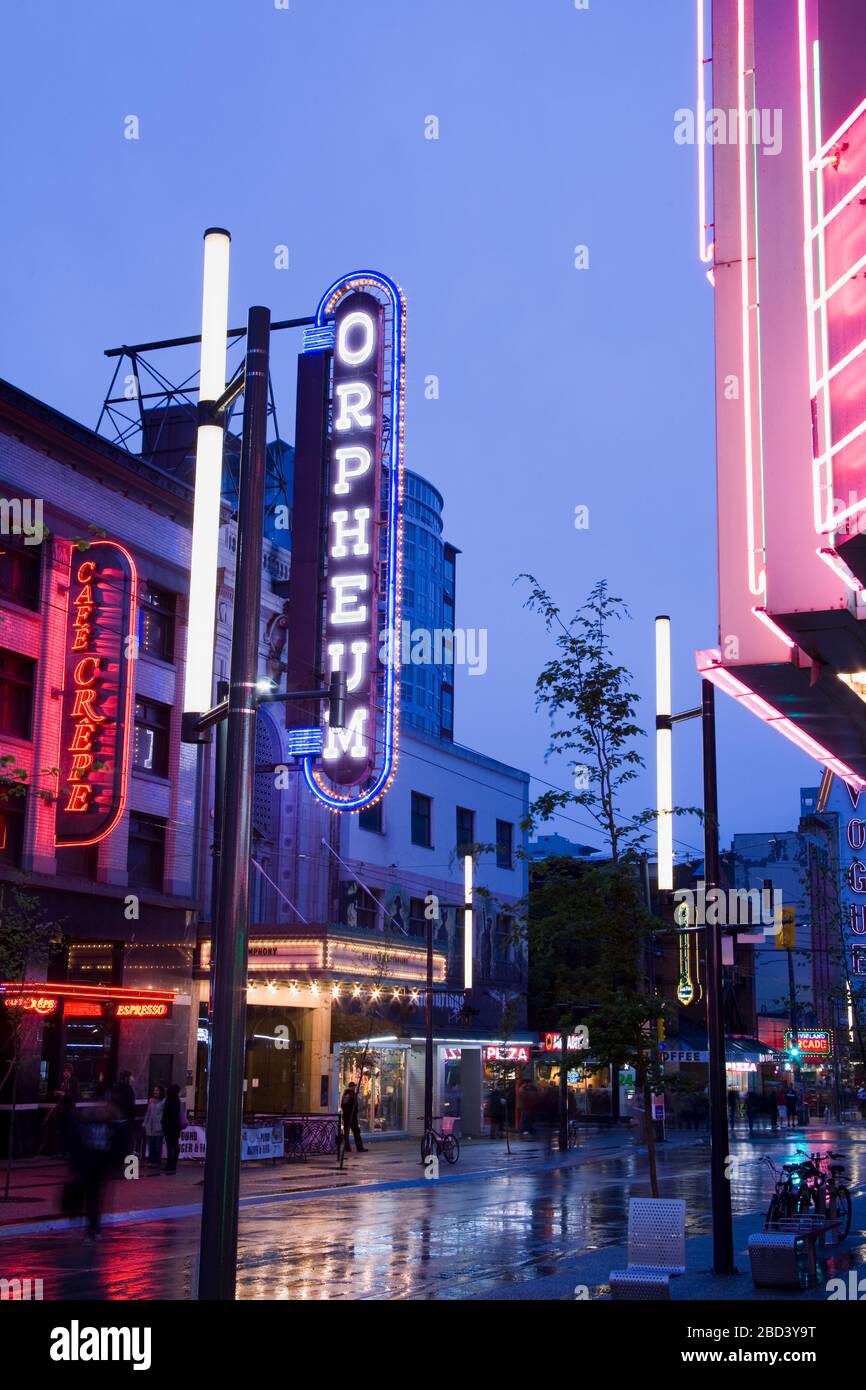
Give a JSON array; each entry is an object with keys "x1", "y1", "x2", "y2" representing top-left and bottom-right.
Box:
[
  {"x1": 55, "y1": 541, "x2": 138, "y2": 846},
  {"x1": 303, "y1": 271, "x2": 406, "y2": 813}
]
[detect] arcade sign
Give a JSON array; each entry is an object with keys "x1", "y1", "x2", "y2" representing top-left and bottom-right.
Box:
[
  {"x1": 55, "y1": 541, "x2": 138, "y2": 847},
  {"x1": 301, "y1": 271, "x2": 406, "y2": 813},
  {"x1": 784, "y1": 1028, "x2": 833, "y2": 1060}
]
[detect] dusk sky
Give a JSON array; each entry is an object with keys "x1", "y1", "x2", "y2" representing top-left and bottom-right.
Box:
[{"x1": 0, "y1": 0, "x2": 820, "y2": 856}]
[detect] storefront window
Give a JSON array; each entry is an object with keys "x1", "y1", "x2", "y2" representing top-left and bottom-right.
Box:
[{"x1": 339, "y1": 1046, "x2": 407, "y2": 1134}]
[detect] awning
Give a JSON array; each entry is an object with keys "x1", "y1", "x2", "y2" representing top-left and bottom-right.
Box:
[{"x1": 664, "y1": 1022, "x2": 783, "y2": 1065}]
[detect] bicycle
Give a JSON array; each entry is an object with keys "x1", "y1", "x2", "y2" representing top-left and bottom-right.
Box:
[
  {"x1": 761, "y1": 1154, "x2": 812, "y2": 1225},
  {"x1": 795, "y1": 1148, "x2": 852, "y2": 1240},
  {"x1": 419, "y1": 1116, "x2": 460, "y2": 1166}
]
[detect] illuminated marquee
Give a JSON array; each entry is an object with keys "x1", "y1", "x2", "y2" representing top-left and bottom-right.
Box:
[
  {"x1": 55, "y1": 541, "x2": 138, "y2": 847},
  {"x1": 784, "y1": 1027, "x2": 833, "y2": 1059},
  {"x1": 302, "y1": 271, "x2": 406, "y2": 813}
]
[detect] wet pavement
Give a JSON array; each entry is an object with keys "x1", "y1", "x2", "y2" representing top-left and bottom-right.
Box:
[{"x1": 1, "y1": 1124, "x2": 864, "y2": 1301}]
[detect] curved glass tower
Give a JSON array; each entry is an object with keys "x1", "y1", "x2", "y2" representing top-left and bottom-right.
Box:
[{"x1": 400, "y1": 471, "x2": 457, "y2": 740}]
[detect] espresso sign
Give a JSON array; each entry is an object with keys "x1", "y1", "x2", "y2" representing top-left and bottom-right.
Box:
[
  {"x1": 301, "y1": 271, "x2": 406, "y2": 812},
  {"x1": 55, "y1": 540, "x2": 138, "y2": 847}
]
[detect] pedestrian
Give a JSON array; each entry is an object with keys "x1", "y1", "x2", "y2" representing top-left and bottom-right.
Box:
[
  {"x1": 519, "y1": 1081, "x2": 538, "y2": 1136},
  {"x1": 143, "y1": 1086, "x2": 165, "y2": 1168},
  {"x1": 66, "y1": 1102, "x2": 113, "y2": 1238},
  {"x1": 785, "y1": 1085, "x2": 798, "y2": 1129},
  {"x1": 161, "y1": 1083, "x2": 184, "y2": 1174},
  {"x1": 109, "y1": 1071, "x2": 137, "y2": 1165},
  {"x1": 727, "y1": 1088, "x2": 739, "y2": 1130},
  {"x1": 768, "y1": 1089, "x2": 779, "y2": 1131},
  {"x1": 487, "y1": 1086, "x2": 507, "y2": 1140},
  {"x1": 52, "y1": 1063, "x2": 80, "y2": 1158},
  {"x1": 541, "y1": 1082, "x2": 558, "y2": 1155},
  {"x1": 745, "y1": 1089, "x2": 760, "y2": 1136},
  {"x1": 340, "y1": 1081, "x2": 366, "y2": 1153},
  {"x1": 857, "y1": 1085, "x2": 866, "y2": 1122}
]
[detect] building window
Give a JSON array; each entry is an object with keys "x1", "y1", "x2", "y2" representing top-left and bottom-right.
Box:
[
  {"x1": 456, "y1": 806, "x2": 475, "y2": 855},
  {"x1": 0, "y1": 536, "x2": 40, "y2": 611},
  {"x1": 496, "y1": 819, "x2": 514, "y2": 869},
  {"x1": 133, "y1": 698, "x2": 171, "y2": 777},
  {"x1": 355, "y1": 887, "x2": 381, "y2": 932},
  {"x1": 409, "y1": 896, "x2": 427, "y2": 940},
  {"x1": 441, "y1": 685, "x2": 454, "y2": 739},
  {"x1": 358, "y1": 801, "x2": 383, "y2": 834},
  {"x1": 0, "y1": 650, "x2": 35, "y2": 739},
  {"x1": 55, "y1": 842, "x2": 98, "y2": 879},
  {"x1": 411, "y1": 792, "x2": 432, "y2": 848},
  {"x1": 138, "y1": 584, "x2": 176, "y2": 662},
  {"x1": 127, "y1": 813, "x2": 166, "y2": 891},
  {"x1": 0, "y1": 791, "x2": 26, "y2": 866}
]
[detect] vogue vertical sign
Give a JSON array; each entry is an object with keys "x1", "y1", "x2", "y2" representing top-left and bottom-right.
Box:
[
  {"x1": 301, "y1": 271, "x2": 406, "y2": 813},
  {"x1": 55, "y1": 540, "x2": 138, "y2": 846}
]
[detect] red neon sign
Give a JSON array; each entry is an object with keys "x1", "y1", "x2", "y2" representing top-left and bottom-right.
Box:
[
  {"x1": 115, "y1": 1002, "x2": 170, "y2": 1019},
  {"x1": 2, "y1": 994, "x2": 59, "y2": 1016},
  {"x1": 54, "y1": 541, "x2": 138, "y2": 847}
]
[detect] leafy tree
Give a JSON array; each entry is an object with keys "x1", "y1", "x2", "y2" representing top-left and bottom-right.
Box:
[
  {"x1": 0, "y1": 885, "x2": 60, "y2": 1199},
  {"x1": 520, "y1": 577, "x2": 669, "y2": 1192}
]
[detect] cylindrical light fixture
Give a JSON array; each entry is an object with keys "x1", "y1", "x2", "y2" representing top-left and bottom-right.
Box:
[
  {"x1": 184, "y1": 228, "x2": 231, "y2": 715},
  {"x1": 463, "y1": 853, "x2": 473, "y2": 990},
  {"x1": 655, "y1": 615, "x2": 673, "y2": 891}
]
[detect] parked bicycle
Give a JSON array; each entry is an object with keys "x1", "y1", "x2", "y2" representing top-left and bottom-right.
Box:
[
  {"x1": 794, "y1": 1148, "x2": 852, "y2": 1240},
  {"x1": 761, "y1": 1149, "x2": 852, "y2": 1239},
  {"x1": 762, "y1": 1153, "x2": 810, "y2": 1224},
  {"x1": 419, "y1": 1116, "x2": 460, "y2": 1166}
]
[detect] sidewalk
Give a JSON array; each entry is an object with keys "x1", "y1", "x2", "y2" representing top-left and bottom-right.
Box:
[
  {"x1": 473, "y1": 1194, "x2": 866, "y2": 1302},
  {"x1": 0, "y1": 1125, "x2": 649, "y2": 1236}
]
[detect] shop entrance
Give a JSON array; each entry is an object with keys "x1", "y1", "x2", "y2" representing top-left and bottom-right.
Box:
[
  {"x1": 338, "y1": 1044, "x2": 407, "y2": 1134},
  {"x1": 244, "y1": 1006, "x2": 301, "y2": 1115}
]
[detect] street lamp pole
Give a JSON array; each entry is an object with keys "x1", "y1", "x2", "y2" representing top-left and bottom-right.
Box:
[
  {"x1": 197, "y1": 306, "x2": 270, "y2": 1301},
  {"x1": 655, "y1": 617, "x2": 735, "y2": 1276},
  {"x1": 700, "y1": 677, "x2": 735, "y2": 1275}
]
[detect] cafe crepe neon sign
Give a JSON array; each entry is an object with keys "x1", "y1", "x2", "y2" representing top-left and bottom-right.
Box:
[
  {"x1": 54, "y1": 540, "x2": 138, "y2": 847},
  {"x1": 303, "y1": 270, "x2": 406, "y2": 813}
]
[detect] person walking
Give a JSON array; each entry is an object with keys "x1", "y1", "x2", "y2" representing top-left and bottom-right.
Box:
[
  {"x1": 143, "y1": 1086, "x2": 165, "y2": 1168},
  {"x1": 53, "y1": 1063, "x2": 80, "y2": 1158},
  {"x1": 67, "y1": 1102, "x2": 113, "y2": 1239},
  {"x1": 727, "y1": 1088, "x2": 739, "y2": 1131},
  {"x1": 161, "y1": 1083, "x2": 183, "y2": 1174},
  {"x1": 857, "y1": 1084, "x2": 866, "y2": 1122},
  {"x1": 340, "y1": 1082, "x2": 366, "y2": 1153},
  {"x1": 110, "y1": 1071, "x2": 137, "y2": 1165},
  {"x1": 487, "y1": 1086, "x2": 507, "y2": 1140},
  {"x1": 785, "y1": 1084, "x2": 798, "y2": 1129},
  {"x1": 768, "y1": 1088, "x2": 779, "y2": 1131},
  {"x1": 745, "y1": 1089, "x2": 760, "y2": 1136}
]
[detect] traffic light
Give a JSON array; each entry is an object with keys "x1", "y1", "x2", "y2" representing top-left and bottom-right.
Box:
[{"x1": 656, "y1": 1017, "x2": 665, "y2": 1044}]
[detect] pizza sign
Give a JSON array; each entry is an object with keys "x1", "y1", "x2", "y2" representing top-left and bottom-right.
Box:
[{"x1": 55, "y1": 541, "x2": 138, "y2": 847}]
